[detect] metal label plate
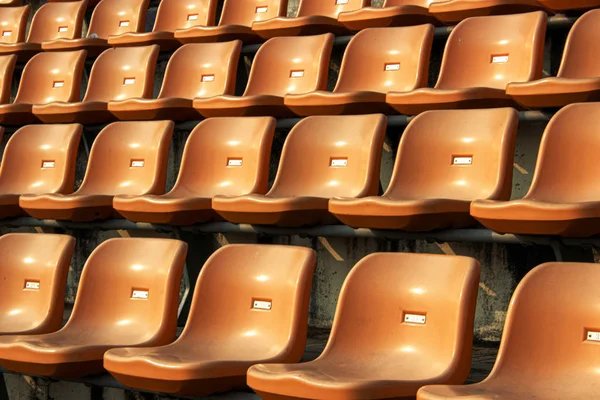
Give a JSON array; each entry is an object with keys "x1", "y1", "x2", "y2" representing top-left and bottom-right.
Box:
[
  {"x1": 187, "y1": 14, "x2": 199, "y2": 21},
  {"x1": 453, "y1": 156, "x2": 473, "y2": 165},
  {"x1": 119, "y1": 20, "x2": 130, "y2": 27},
  {"x1": 132, "y1": 290, "x2": 149, "y2": 299},
  {"x1": 123, "y1": 78, "x2": 136, "y2": 85},
  {"x1": 330, "y1": 158, "x2": 348, "y2": 167},
  {"x1": 53, "y1": 81, "x2": 65, "y2": 88},
  {"x1": 42, "y1": 161, "x2": 56, "y2": 168},
  {"x1": 202, "y1": 74, "x2": 215, "y2": 82},
  {"x1": 2, "y1": 31, "x2": 11, "y2": 37},
  {"x1": 385, "y1": 63, "x2": 400, "y2": 71},
  {"x1": 58, "y1": 26, "x2": 68, "y2": 33},
  {"x1": 228, "y1": 158, "x2": 243, "y2": 167},
  {"x1": 25, "y1": 281, "x2": 40, "y2": 290},
  {"x1": 404, "y1": 313, "x2": 426, "y2": 324},
  {"x1": 256, "y1": 6, "x2": 268, "y2": 13},
  {"x1": 290, "y1": 70, "x2": 305, "y2": 78},
  {"x1": 131, "y1": 160, "x2": 145, "y2": 167},
  {"x1": 588, "y1": 331, "x2": 600, "y2": 342},
  {"x1": 253, "y1": 300, "x2": 272, "y2": 310},
  {"x1": 492, "y1": 55, "x2": 509, "y2": 63}
]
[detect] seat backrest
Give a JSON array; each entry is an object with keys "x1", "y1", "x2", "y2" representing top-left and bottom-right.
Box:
[
  {"x1": 180, "y1": 244, "x2": 316, "y2": 362},
  {"x1": 488, "y1": 262, "x2": 600, "y2": 380},
  {"x1": 64, "y1": 238, "x2": 187, "y2": 345},
  {"x1": 0, "y1": 233, "x2": 75, "y2": 335},
  {"x1": 26, "y1": 0, "x2": 87, "y2": 43},
  {"x1": 523, "y1": 103, "x2": 600, "y2": 203},
  {"x1": 76, "y1": 121, "x2": 173, "y2": 196},
  {"x1": 0, "y1": 124, "x2": 81, "y2": 195},
  {"x1": 322, "y1": 253, "x2": 480, "y2": 382},
  {"x1": 83, "y1": 45, "x2": 159, "y2": 103},
  {"x1": 172, "y1": 117, "x2": 275, "y2": 197},
  {"x1": 556, "y1": 9, "x2": 600, "y2": 79},
  {"x1": 14, "y1": 50, "x2": 86, "y2": 105},
  {"x1": 384, "y1": 0, "x2": 437, "y2": 6},
  {"x1": 0, "y1": 5, "x2": 30, "y2": 44},
  {"x1": 87, "y1": 0, "x2": 149, "y2": 39},
  {"x1": 244, "y1": 34, "x2": 334, "y2": 97},
  {"x1": 269, "y1": 114, "x2": 385, "y2": 198},
  {"x1": 219, "y1": 0, "x2": 288, "y2": 27},
  {"x1": 436, "y1": 12, "x2": 546, "y2": 90},
  {"x1": 158, "y1": 41, "x2": 241, "y2": 100},
  {"x1": 334, "y1": 25, "x2": 433, "y2": 94},
  {"x1": 297, "y1": 0, "x2": 368, "y2": 17},
  {"x1": 0, "y1": 54, "x2": 16, "y2": 104},
  {"x1": 153, "y1": 0, "x2": 218, "y2": 32},
  {"x1": 386, "y1": 108, "x2": 518, "y2": 201}
]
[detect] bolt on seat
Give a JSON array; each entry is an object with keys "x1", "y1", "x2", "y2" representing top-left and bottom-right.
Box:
[
  {"x1": 108, "y1": 0, "x2": 218, "y2": 51},
  {"x1": 387, "y1": 11, "x2": 547, "y2": 115},
  {"x1": 0, "y1": 233, "x2": 75, "y2": 335},
  {"x1": 338, "y1": 0, "x2": 441, "y2": 32},
  {"x1": 330, "y1": 108, "x2": 518, "y2": 231},
  {"x1": 104, "y1": 244, "x2": 316, "y2": 397},
  {"x1": 248, "y1": 252, "x2": 480, "y2": 400},
  {"x1": 113, "y1": 117, "x2": 275, "y2": 225},
  {"x1": 109, "y1": 41, "x2": 241, "y2": 121},
  {"x1": 252, "y1": 0, "x2": 368, "y2": 40},
  {"x1": 42, "y1": 0, "x2": 150, "y2": 56},
  {"x1": 0, "y1": 50, "x2": 86, "y2": 125},
  {"x1": 175, "y1": 0, "x2": 288, "y2": 44},
  {"x1": 33, "y1": 45, "x2": 159, "y2": 124},
  {"x1": 285, "y1": 25, "x2": 434, "y2": 116},
  {"x1": 213, "y1": 114, "x2": 385, "y2": 227},
  {"x1": 429, "y1": 0, "x2": 548, "y2": 24},
  {"x1": 418, "y1": 261, "x2": 600, "y2": 400},
  {"x1": 0, "y1": 124, "x2": 81, "y2": 220},
  {"x1": 537, "y1": 0, "x2": 600, "y2": 10},
  {"x1": 194, "y1": 34, "x2": 334, "y2": 118},
  {"x1": 507, "y1": 10, "x2": 600, "y2": 109},
  {"x1": 19, "y1": 121, "x2": 173, "y2": 222},
  {"x1": 0, "y1": 237, "x2": 187, "y2": 379},
  {"x1": 471, "y1": 102, "x2": 600, "y2": 237}
]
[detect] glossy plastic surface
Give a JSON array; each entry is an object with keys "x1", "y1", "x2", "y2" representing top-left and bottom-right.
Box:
[
  {"x1": 0, "y1": 50, "x2": 86, "y2": 125},
  {"x1": 387, "y1": 11, "x2": 547, "y2": 115},
  {"x1": 330, "y1": 108, "x2": 518, "y2": 231},
  {"x1": 20, "y1": 121, "x2": 173, "y2": 222},
  {"x1": 33, "y1": 45, "x2": 159, "y2": 124},
  {"x1": 213, "y1": 114, "x2": 386, "y2": 227},
  {"x1": 105, "y1": 244, "x2": 316, "y2": 396},
  {"x1": 507, "y1": 9, "x2": 600, "y2": 109},
  {"x1": 338, "y1": 0, "x2": 440, "y2": 31},
  {"x1": 114, "y1": 117, "x2": 275, "y2": 225},
  {"x1": 0, "y1": 124, "x2": 81, "y2": 219},
  {"x1": 471, "y1": 103, "x2": 600, "y2": 237},
  {"x1": 109, "y1": 41, "x2": 241, "y2": 121},
  {"x1": 418, "y1": 262, "x2": 600, "y2": 400},
  {"x1": 108, "y1": 0, "x2": 218, "y2": 50},
  {"x1": 249, "y1": 252, "x2": 480, "y2": 400},
  {"x1": 194, "y1": 33, "x2": 334, "y2": 117},
  {"x1": 0, "y1": 238, "x2": 187, "y2": 378},
  {"x1": 0, "y1": 54, "x2": 17, "y2": 104},
  {"x1": 537, "y1": 0, "x2": 600, "y2": 10},
  {"x1": 429, "y1": 0, "x2": 547, "y2": 24},
  {"x1": 0, "y1": 233, "x2": 75, "y2": 335},
  {"x1": 42, "y1": 0, "x2": 150, "y2": 56},
  {"x1": 285, "y1": 25, "x2": 434, "y2": 116},
  {"x1": 252, "y1": 0, "x2": 368, "y2": 39}
]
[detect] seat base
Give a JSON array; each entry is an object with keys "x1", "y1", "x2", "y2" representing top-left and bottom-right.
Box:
[
  {"x1": 194, "y1": 95, "x2": 292, "y2": 118},
  {"x1": 20, "y1": 202, "x2": 117, "y2": 222},
  {"x1": 0, "y1": 43, "x2": 41, "y2": 62},
  {"x1": 174, "y1": 25, "x2": 261, "y2": 44},
  {"x1": 475, "y1": 216, "x2": 600, "y2": 237},
  {"x1": 252, "y1": 16, "x2": 349, "y2": 40},
  {"x1": 108, "y1": 98, "x2": 198, "y2": 121},
  {"x1": 334, "y1": 212, "x2": 476, "y2": 231},
  {"x1": 108, "y1": 32, "x2": 179, "y2": 51},
  {"x1": 338, "y1": 6, "x2": 440, "y2": 31},
  {"x1": 285, "y1": 91, "x2": 392, "y2": 116},
  {"x1": 216, "y1": 209, "x2": 338, "y2": 227},
  {"x1": 115, "y1": 209, "x2": 218, "y2": 226},
  {"x1": 0, "y1": 359, "x2": 102, "y2": 379},
  {"x1": 256, "y1": 390, "x2": 413, "y2": 400},
  {"x1": 33, "y1": 102, "x2": 114, "y2": 124},
  {"x1": 41, "y1": 38, "x2": 110, "y2": 57},
  {"x1": 506, "y1": 77, "x2": 600, "y2": 109},
  {"x1": 429, "y1": 0, "x2": 548, "y2": 23},
  {"x1": 0, "y1": 104, "x2": 37, "y2": 125}
]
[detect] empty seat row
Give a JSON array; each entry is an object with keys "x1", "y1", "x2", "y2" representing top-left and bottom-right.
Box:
[
  {"x1": 1, "y1": 10, "x2": 599, "y2": 125},
  {"x1": 0, "y1": 234, "x2": 597, "y2": 399}
]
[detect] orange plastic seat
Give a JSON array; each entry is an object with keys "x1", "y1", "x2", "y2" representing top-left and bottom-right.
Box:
[
  {"x1": 429, "y1": 0, "x2": 547, "y2": 24},
  {"x1": 285, "y1": 26, "x2": 434, "y2": 116},
  {"x1": 108, "y1": 0, "x2": 218, "y2": 51},
  {"x1": 104, "y1": 244, "x2": 316, "y2": 396},
  {"x1": 338, "y1": 0, "x2": 440, "y2": 31},
  {"x1": 213, "y1": 114, "x2": 385, "y2": 227},
  {"x1": 252, "y1": 0, "x2": 368, "y2": 40},
  {"x1": 0, "y1": 233, "x2": 75, "y2": 335},
  {"x1": 0, "y1": 50, "x2": 86, "y2": 125},
  {"x1": 0, "y1": 54, "x2": 17, "y2": 104},
  {"x1": 175, "y1": 0, "x2": 288, "y2": 44},
  {"x1": 387, "y1": 12, "x2": 546, "y2": 115},
  {"x1": 108, "y1": 42, "x2": 241, "y2": 121},
  {"x1": 248, "y1": 252, "x2": 480, "y2": 400},
  {"x1": 20, "y1": 121, "x2": 172, "y2": 222},
  {"x1": 113, "y1": 117, "x2": 275, "y2": 225},
  {"x1": 42, "y1": 0, "x2": 150, "y2": 56},
  {"x1": 507, "y1": 10, "x2": 600, "y2": 109},
  {"x1": 0, "y1": 5, "x2": 30, "y2": 59},
  {"x1": 471, "y1": 103, "x2": 600, "y2": 237},
  {"x1": 33, "y1": 45, "x2": 159, "y2": 124},
  {"x1": 0, "y1": 124, "x2": 81, "y2": 219},
  {"x1": 0, "y1": 237, "x2": 187, "y2": 379},
  {"x1": 194, "y1": 34, "x2": 334, "y2": 118},
  {"x1": 330, "y1": 108, "x2": 518, "y2": 231},
  {"x1": 537, "y1": 0, "x2": 600, "y2": 10},
  {"x1": 418, "y1": 261, "x2": 600, "y2": 400}
]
